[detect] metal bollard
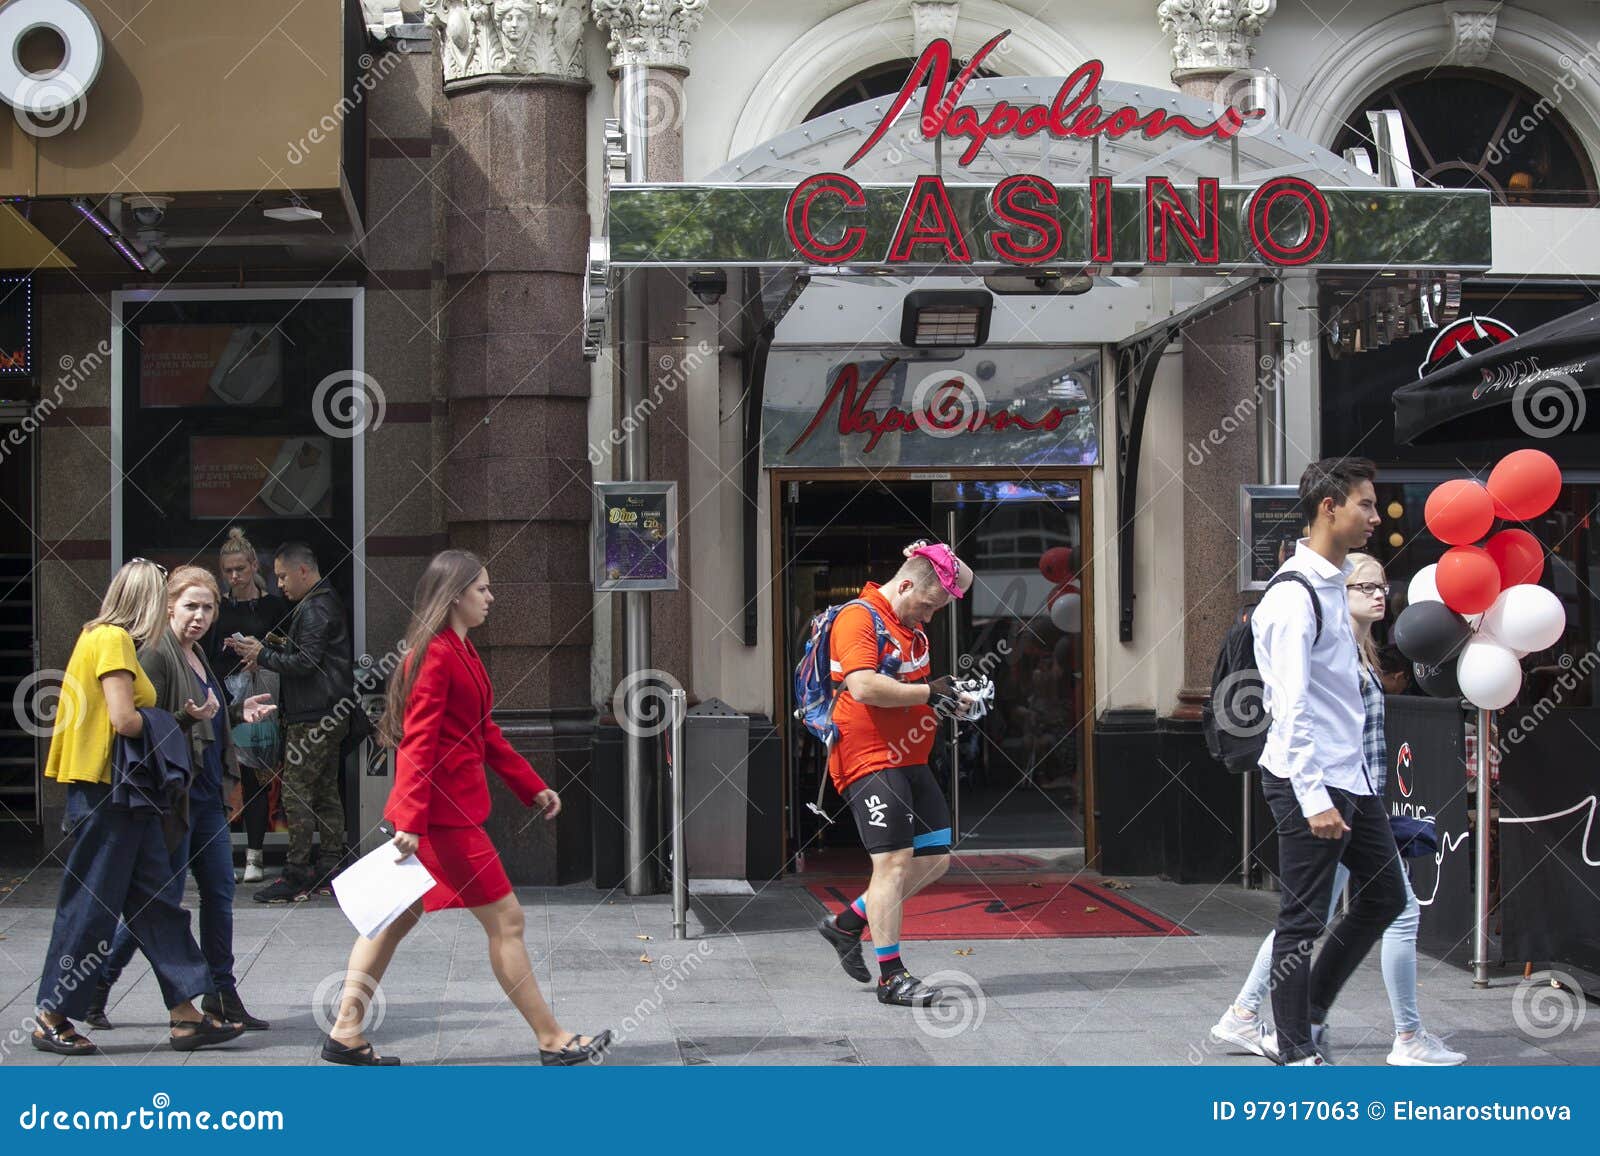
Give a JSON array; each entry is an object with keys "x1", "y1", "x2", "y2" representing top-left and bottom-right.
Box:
[{"x1": 670, "y1": 688, "x2": 688, "y2": 940}]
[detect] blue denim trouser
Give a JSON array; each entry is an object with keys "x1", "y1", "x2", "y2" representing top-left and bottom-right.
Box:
[
  {"x1": 101, "y1": 795, "x2": 237, "y2": 993},
  {"x1": 35, "y1": 783, "x2": 211, "y2": 1017}
]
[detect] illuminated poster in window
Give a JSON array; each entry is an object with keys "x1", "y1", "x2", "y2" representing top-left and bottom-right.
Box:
[
  {"x1": 191, "y1": 435, "x2": 333, "y2": 519},
  {"x1": 141, "y1": 324, "x2": 284, "y2": 407},
  {"x1": 0, "y1": 276, "x2": 30, "y2": 377}
]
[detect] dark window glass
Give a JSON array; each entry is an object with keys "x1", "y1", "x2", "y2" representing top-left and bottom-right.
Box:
[
  {"x1": 806, "y1": 58, "x2": 998, "y2": 122},
  {"x1": 1333, "y1": 69, "x2": 1597, "y2": 206}
]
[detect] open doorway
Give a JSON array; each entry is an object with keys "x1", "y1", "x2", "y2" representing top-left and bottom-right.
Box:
[{"x1": 779, "y1": 473, "x2": 1093, "y2": 859}]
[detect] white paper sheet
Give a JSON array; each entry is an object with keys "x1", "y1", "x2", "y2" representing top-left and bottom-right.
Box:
[{"x1": 331, "y1": 842, "x2": 437, "y2": 939}]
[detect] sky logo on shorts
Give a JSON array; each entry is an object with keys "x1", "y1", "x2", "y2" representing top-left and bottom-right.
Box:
[{"x1": 864, "y1": 794, "x2": 888, "y2": 828}]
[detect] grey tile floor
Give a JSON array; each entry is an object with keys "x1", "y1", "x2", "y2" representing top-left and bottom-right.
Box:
[{"x1": 0, "y1": 858, "x2": 1592, "y2": 1067}]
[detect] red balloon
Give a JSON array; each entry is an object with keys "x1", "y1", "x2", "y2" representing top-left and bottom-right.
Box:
[
  {"x1": 1424, "y1": 480, "x2": 1495, "y2": 545},
  {"x1": 1487, "y1": 449, "x2": 1562, "y2": 521},
  {"x1": 1484, "y1": 528, "x2": 1544, "y2": 587},
  {"x1": 1039, "y1": 547, "x2": 1073, "y2": 583},
  {"x1": 1436, "y1": 545, "x2": 1502, "y2": 615}
]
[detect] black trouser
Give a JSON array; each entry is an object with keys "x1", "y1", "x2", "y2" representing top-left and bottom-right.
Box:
[
  {"x1": 239, "y1": 761, "x2": 270, "y2": 851},
  {"x1": 1262, "y1": 776, "x2": 1408, "y2": 1064}
]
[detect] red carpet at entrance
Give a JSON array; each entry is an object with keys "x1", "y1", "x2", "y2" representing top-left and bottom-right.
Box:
[{"x1": 807, "y1": 878, "x2": 1193, "y2": 940}]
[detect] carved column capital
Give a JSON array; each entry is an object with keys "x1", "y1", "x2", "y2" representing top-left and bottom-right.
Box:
[
  {"x1": 421, "y1": 0, "x2": 588, "y2": 84},
  {"x1": 910, "y1": 1, "x2": 959, "y2": 55},
  {"x1": 1157, "y1": 0, "x2": 1276, "y2": 77},
  {"x1": 591, "y1": 0, "x2": 708, "y2": 72}
]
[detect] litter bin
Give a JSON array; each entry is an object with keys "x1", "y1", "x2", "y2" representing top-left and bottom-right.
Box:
[{"x1": 683, "y1": 698, "x2": 750, "y2": 880}]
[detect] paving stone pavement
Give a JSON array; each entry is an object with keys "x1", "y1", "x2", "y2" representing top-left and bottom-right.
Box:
[{"x1": 0, "y1": 857, "x2": 1592, "y2": 1067}]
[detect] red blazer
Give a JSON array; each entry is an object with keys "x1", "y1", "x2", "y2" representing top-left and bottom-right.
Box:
[{"x1": 384, "y1": 629, "x2": 548, "y2": 834}]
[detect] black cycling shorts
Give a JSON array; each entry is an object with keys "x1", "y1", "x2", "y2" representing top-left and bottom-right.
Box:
[{"x1": 841, "y1": 764, "x2": 952, "y2": 856}]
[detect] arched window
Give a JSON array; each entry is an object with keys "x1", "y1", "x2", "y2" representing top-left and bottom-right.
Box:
[
  {"x1": 1332, "y1": 69, "x2": 1597, "y2": 206},
  {"x1": 805, "y1": 58, "x2": 998, "y2": 123}
]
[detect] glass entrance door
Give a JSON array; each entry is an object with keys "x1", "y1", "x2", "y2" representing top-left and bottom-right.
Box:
[{"x1": 933, "y1": 479, "x2": 1087, "y2": 849}]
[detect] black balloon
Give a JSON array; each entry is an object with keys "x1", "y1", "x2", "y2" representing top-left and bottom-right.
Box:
[
  {"x1": 1413, "y1": 659, "x2": 1463, "y2": 700},
  {"x1": 1392, "y1": 601, "x2": 1472, "y2": 666}
]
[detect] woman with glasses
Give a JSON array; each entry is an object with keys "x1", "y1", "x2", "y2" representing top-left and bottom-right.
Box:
[
  {"x1": 1210, "y1": 554, "x2": 1467, "y2": 1066},
  {"x1": 30, "y1": 560, "x2": 246, "y2": 1056}
]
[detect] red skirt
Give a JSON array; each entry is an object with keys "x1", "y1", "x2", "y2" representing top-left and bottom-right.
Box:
[{"x1": 415, "y1": 824, "x2": 513, "y2": 911}]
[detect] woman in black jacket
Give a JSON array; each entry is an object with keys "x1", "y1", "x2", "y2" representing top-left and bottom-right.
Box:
[{"x1": 208, "y1": 528, "x2": 290, "y2": 882}]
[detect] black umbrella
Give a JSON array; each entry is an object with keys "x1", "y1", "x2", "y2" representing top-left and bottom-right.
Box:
[{"x1": 1393, "y1": 304, "x2": 1600, "y2": 444}]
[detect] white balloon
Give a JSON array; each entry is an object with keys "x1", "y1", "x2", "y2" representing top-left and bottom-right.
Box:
[
  {"x1": 1049, "y1": 591, "x2": 1082, "y2": 633},
  {"x1": 1407, "y1": 565, "x2": 1442, "y2": 606},
  {"x1": 1456, "y1": 639, "x2": 1524, "y2": 710},
  {"x1": 1478, "y1": 584, "x2": 1566, "y2": 654}
]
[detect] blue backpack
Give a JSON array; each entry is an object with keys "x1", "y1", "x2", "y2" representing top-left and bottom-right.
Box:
[{"x1": 793, "y1": 599, "x2": 899, "y2": 751}]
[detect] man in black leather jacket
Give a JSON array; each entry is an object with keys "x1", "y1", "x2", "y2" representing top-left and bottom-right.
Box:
[{"x1": 227, "y1": 542, "x2": 355, "y2": 902}]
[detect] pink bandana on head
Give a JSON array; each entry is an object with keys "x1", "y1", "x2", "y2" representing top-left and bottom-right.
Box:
[{"x1": 905, "y1": 540, "x2": 965, "y2": 599}]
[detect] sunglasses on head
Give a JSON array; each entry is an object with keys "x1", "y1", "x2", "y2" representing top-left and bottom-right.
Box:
[{"x1": 129, "y1": 557, "x2": 168, "y2": 579}]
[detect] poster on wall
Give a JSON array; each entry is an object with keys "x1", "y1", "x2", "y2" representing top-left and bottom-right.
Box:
[
  {"x1": 1238, "y1": 485, "x2": 1304, "y2": 591},
  {"x1": 1383, "y1": 697, "x2": 1472, "y2": 961},
  {"x1": 141, "y1": 324, "x2": 284, "y2": 407},
  {"x1": 191, "y1": 435, "x2": 333, "y2": 519},
  {"x1": 593, "y1": 482, "x2": 678, "y2": 592}
]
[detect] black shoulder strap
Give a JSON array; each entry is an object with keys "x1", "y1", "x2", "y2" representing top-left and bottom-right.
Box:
[{"x1": 1265, "y1": 571, "x2": 1323, "y2": 643}]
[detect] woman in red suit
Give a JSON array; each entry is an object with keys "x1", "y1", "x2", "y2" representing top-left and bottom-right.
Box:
[{"x1": 322, "y1": 550, "x2": 613, "y2": 1066}]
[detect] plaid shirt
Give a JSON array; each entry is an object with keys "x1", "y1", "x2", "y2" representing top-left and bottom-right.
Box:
[{"x1": 1359, "y1": 663, "x2": 1386, "y2": 796}]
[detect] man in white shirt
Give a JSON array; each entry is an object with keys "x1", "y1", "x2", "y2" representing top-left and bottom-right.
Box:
[{"x1": 1252, "y1": 457, "x2": 1408, "y2": 1065}]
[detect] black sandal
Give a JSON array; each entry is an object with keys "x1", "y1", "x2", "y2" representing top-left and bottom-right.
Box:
[
  {"x1": 168, "y1": 1014, "x2": 245, "y2": 1053},
  {"x1": 31, "y1": 1019, "x2": 98, "y2": 1056},
  {"x1": 321, "y1": 1036, "x2": 400, "y2": 1066},
  {"x1": 539, "y1": 1029, "x2": 614, "y2": 1066}
]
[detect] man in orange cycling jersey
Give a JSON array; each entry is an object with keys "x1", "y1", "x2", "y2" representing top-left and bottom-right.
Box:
[{"x1": 816, "y1": 541, "x2": 976, "y2": 1006}]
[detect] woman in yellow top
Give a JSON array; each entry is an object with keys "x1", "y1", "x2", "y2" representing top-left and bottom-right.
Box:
[{"x1": 31, "y1": 560, "x2": 245, "y2": 1057}]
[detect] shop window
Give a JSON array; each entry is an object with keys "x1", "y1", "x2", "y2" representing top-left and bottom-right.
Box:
[
  {"x1": 805, "y1": 58, "x2": 998, "y2": 122},
  {"x1": 1332, "y1": 68, "x2": 1598, "y2": 206},
  {"x1": 115, "y1": 293, "x2": 359, "y2": 613}
]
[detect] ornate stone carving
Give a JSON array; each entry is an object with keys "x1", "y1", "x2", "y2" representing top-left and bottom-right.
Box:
[
  {"x1": 1445, "y1": 4, "x2": 1498, "y2": 67},
  {"x1": 910, "y1": 1, "x2": 958, "y2": 54},
  {"x1": 420, "y1": 0, "x2": 588, "y2": 83},
  {"x1": 1157, "y1": 0, "x2": 1276, "y2": 74},
  {"x1": 591, "y1": 0, "x2": 708, "y2": 71}
]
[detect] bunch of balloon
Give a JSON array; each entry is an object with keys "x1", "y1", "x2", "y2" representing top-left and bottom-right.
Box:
[
  {"x1": 1040, "y1": 546, "x2": 1082, "y2": 633},
  {"x1": 1393, "y1": 449, "x2": 1568, "y2": 710}
]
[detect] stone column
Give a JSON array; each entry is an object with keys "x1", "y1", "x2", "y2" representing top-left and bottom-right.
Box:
[
  {"x1": 1156, "y1": 0, "x2": 1276, "y2": 101},
  {"x1": 423, "y1": 0, "x2": 594, "y2": 883},
  {"x1": 592, "y1": 0, "x2": 707, "y2": 693}
]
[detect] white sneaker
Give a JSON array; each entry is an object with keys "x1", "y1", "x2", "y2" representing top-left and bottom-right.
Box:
[
  {"x1": 1388, "y1": 1029, "x2": 1466, "y2": 1066},
  {"x1": 241, "y1": 850, "x2": 265, "y2": 884},
  {"x1": 1285, "y1": 1055, "x2": 1325, "y2": 1066},
  {"x1": 1210, "y1": 1007, "x2": 1270, "y2": 1058}
]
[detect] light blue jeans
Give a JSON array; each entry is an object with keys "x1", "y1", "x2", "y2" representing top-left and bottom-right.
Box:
[{"x1": 1234, "y1": 861, "x2": 1422, "y2": 1036}]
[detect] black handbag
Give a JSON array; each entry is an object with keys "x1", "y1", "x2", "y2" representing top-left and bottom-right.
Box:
[{"x1": 1389, "y1": 812, "x2": 1440, "y2": 859}]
